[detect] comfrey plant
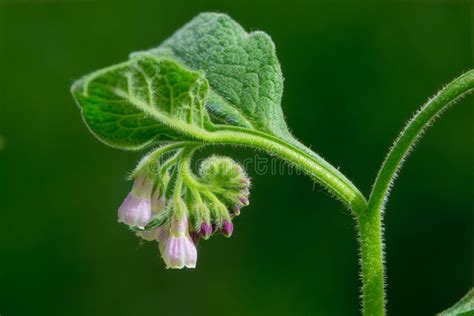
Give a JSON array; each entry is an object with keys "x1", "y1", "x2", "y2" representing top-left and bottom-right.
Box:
[{"x1": 71, "y1": 13, "x2": 473, "y2": 316}]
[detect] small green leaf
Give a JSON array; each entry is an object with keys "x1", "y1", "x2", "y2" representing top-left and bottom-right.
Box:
[
  {"x1": 438, "y1": 289, "x2": 474, "y2": 316},
  {"x1": 72, "y1": 55, "x2": 210, "y2": 150},
  {"x1": 134, "y1": 12, "x2": 296, "y2": 143}
]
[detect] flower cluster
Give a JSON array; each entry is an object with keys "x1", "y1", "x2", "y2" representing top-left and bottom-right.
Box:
[{"x1": 117, "y1": 155, "x2": 251, "y2": 269}]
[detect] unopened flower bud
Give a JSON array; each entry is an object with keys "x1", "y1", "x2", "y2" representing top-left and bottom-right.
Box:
[
  {"x1": 200, "y1": 222, "x2": 213, "y2": 240},
  {"x1": 199, "y1": 156, "x2": 249, "y2": 190},
  {"x1": 241, "y1": 178, "x2": 250, "y2": 186},
  {"x1": 221, "y1": 219, "x2": 233, "y2": 238},
  {"x1": 239, "y1": 197, "x2": 249, "y2": 206},
  {"x1": 232, "y1": 206, "x2": 241, "y2": 216}
]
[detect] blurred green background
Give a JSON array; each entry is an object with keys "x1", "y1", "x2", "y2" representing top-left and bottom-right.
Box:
[{"x1": 0, "y1": 1, "x2": 472, "y2": 315}]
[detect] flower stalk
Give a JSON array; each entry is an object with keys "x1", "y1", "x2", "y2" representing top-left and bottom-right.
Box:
[{"x1": 359, "y1": 70, "x2": 474, "y2": 315}]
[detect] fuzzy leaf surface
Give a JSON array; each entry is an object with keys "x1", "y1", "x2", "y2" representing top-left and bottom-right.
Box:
[
  {"x1": 134, "y1": 12, "x2": 295, "y2": 142},
  {"x1": 72, "y1": 55, "x2": 209, "y2": 149}
]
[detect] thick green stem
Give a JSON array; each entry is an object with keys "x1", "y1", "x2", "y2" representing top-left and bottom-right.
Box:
[
  {"x1": 359, "y1": 70, "x2": 474, "y2": 316},
  {"x1": 368, "y1": 70, "x2": 474, "y2": 219},
  {"x1": 207, "y1": 127, "x2": 368, "y2": 214},
  {"x1": 357, "y1": 211, "x2": 384, "y2": 316}
]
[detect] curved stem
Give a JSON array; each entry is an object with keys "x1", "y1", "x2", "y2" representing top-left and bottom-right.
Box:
[
  {"x1": 206, "y1": 127, "x2": 368, "y2": 214},
  {"x1": 132, "y1": 141, "x2": 197, "y2": 177},
  {"x1": 368, "y1": 70, "x2": 474, "y2": 217},
  {"x1": 159, "y1": 153, "x2": 180, "y2": 176},
  {"x1": 359, "y1": 70, "x2": 474, "y2": 316}
]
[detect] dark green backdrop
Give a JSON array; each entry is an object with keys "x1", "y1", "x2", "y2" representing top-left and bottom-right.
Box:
[{"x1": 0, "y1": 1, "x2": 472, "y2": 315}]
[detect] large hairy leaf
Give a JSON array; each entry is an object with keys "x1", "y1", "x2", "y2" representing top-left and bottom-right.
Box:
[
  {"x1": 73, "y1": 12, "x2": 307, "y2": 152},
  {"x1": 72, "y1": 55, "x2": 209, "y2": 149},
  {"x1": 133, "y1": 12, "x2": 295, "y2": 142}
]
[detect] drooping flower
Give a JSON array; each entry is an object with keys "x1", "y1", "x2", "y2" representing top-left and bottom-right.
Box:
[
  {"x1": 137, "y1": 187, "x2": 167, "y2": 240},
  {"x1": 118, "y1": 174, "x2": 153, "y2": 229},
  {"x1": 119, "y1": 154, "x2": 251, "y2": 269},
  {"x1": 161, "y1": 215, "x2": 197, "y2": 269}
]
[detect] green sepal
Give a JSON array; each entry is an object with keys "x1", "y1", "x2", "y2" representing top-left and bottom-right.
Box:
[{"x1": 130, "y1": 209, "x2": 170, "y2": 232}]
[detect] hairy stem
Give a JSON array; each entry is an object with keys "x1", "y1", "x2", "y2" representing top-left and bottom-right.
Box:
[
  {"x1": 132, "y1": 142, "x2": 196, "y2": 177},
  {"x1": 357, "y1": 211, "x2": 384, "y2": 316},
  {"x1": 368, "y1": 70, "x2": 474, "y2": 219},
  {"x1": 207, "y1": 127, "x2": 368, "y2": 214},
  {"x1": 359, "y1": 70, "x2": 474, "y2": 316}
]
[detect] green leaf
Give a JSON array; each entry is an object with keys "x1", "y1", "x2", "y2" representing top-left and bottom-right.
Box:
[
  {"x1": 72, "y1": 55, "x2": 209, "y2": 150},
  {"x1": 71, "y1": 12, "x2": 368, "y2": 213},
  {"x1": 438, "y1": 289, "x2": 474, "y2": 316},
  {"x1": 133, "y1": 12, "x2": 296, "y2": 143},
  {"x1": 73, "y1": 12, "x2": 311, "y2": 152}
]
